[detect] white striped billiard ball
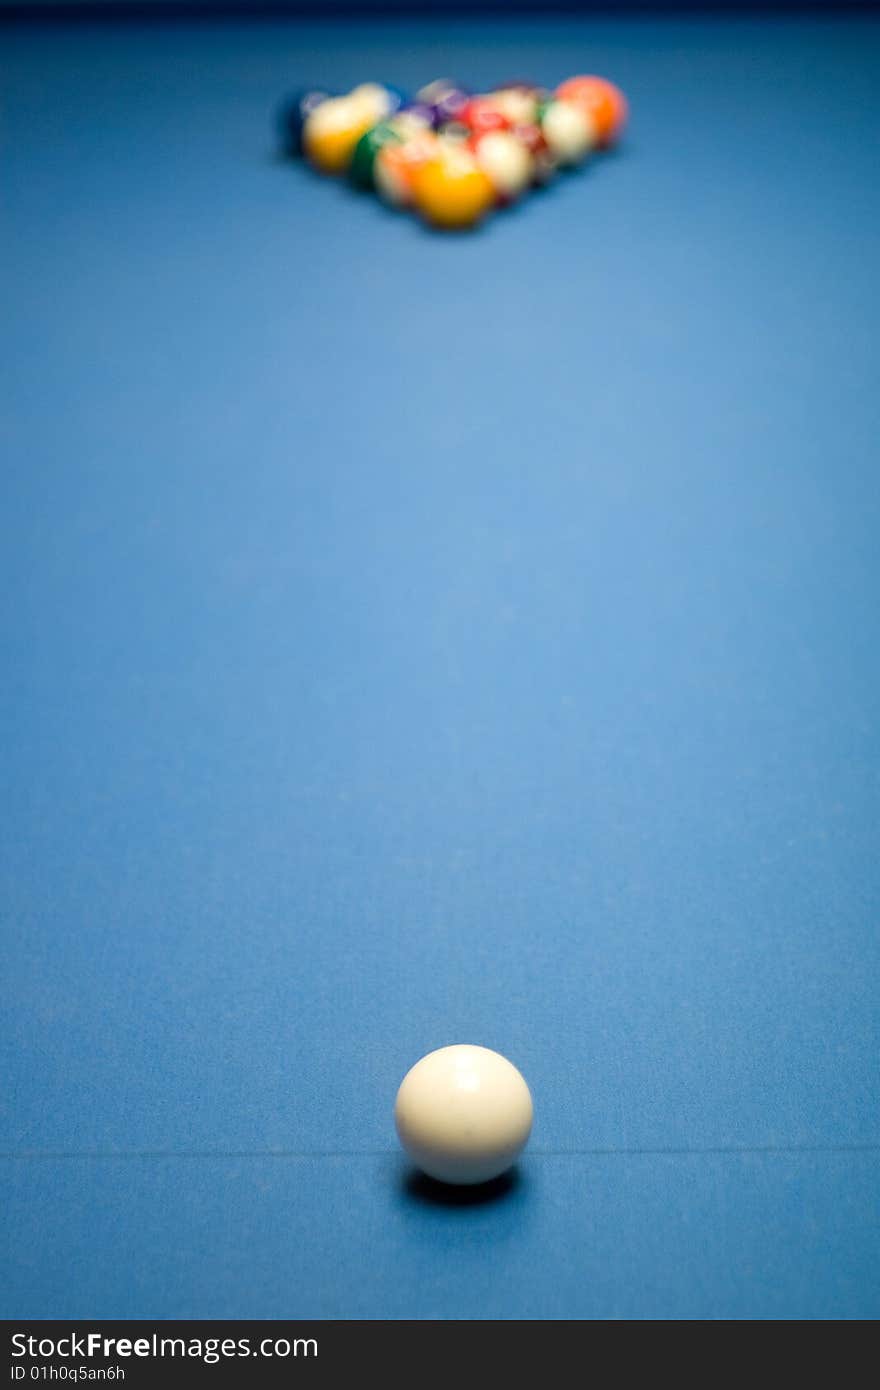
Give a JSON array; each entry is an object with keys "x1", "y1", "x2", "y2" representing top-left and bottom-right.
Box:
[{"x1": 471, "y1": 129, "x2": 535, "y2": 203}]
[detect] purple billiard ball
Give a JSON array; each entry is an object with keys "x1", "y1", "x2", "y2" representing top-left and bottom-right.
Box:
[
  {"x1": 400, "y1": 100, "x2": 437, "y2": 129},
  {"x1": 415, "y1": 79, "x2": 471, "y2": 128}
]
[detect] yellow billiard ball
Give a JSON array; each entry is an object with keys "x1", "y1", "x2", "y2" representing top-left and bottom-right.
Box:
[
  {"x1": 302, "y1": 96, "x2": 373, "y2": 175},
  {"x1": 412, "y1": 144, "x2": 495, "y2": 230}
]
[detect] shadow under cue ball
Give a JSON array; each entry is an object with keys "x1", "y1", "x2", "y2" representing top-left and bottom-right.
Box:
[{"x1": 395, "y1": 1044, "x2": 533, "y2": 1185}]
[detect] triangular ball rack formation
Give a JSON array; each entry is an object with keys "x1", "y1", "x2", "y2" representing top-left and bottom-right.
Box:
[{"x1": 277, "y1": 75, "x2": 628, "y2": 231}]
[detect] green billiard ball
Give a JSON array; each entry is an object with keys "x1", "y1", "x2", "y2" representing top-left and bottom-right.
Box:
[{"x1": 349, "y1": 121, "x2": 405, "y2": 190}]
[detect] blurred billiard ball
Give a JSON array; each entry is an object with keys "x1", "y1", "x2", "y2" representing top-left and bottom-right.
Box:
[{"x1": 276, "y1": 89, "x2": 332, "y2": 157}]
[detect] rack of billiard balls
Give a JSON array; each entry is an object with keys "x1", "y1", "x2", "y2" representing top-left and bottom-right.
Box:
[{"x1": 276, "y1": 76, "x2": 628, "y2": 230}]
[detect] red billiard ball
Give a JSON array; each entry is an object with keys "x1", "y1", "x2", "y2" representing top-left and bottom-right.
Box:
[
  {"x1": 511, "y1": 121, "x2": 558, "y2": 185},
  {"x1": 460, "y1": 96, "x2": 512, "y2": 139}
]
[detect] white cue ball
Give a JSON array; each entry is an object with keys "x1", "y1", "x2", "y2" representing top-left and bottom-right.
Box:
[{"x1": 394, "y1": 1044, "x2": 533, "y2": 1185}]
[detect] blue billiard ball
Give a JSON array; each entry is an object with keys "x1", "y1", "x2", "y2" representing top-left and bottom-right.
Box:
[
  {"x1": 276, "y1": 89, "x2": 332, "y2": 157},
  {"x1": 381, "y1": 84, "x2": 408, "y2": 117}
]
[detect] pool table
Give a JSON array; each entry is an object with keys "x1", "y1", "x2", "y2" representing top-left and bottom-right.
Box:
[{"x1": 2, "y1": 9, "x2": 879, "y2": 1321}]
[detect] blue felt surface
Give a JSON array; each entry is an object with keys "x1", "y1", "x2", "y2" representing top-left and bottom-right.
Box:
[{"x1": 1, "y1": 15, "x2": 879, "y2": 1319}]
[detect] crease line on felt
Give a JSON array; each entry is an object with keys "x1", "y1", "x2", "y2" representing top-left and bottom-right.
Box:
[{"x1": 1, "y1": 1143, "x2": 879, "y2": 1159}]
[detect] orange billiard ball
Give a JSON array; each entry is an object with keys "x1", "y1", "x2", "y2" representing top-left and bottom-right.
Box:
[
  {"x1": 374, "y1": 130, "x2": 440, "y2": 208},
  {"x1": 555, "y1": 75, "x2": 628, "y2": 148}
]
